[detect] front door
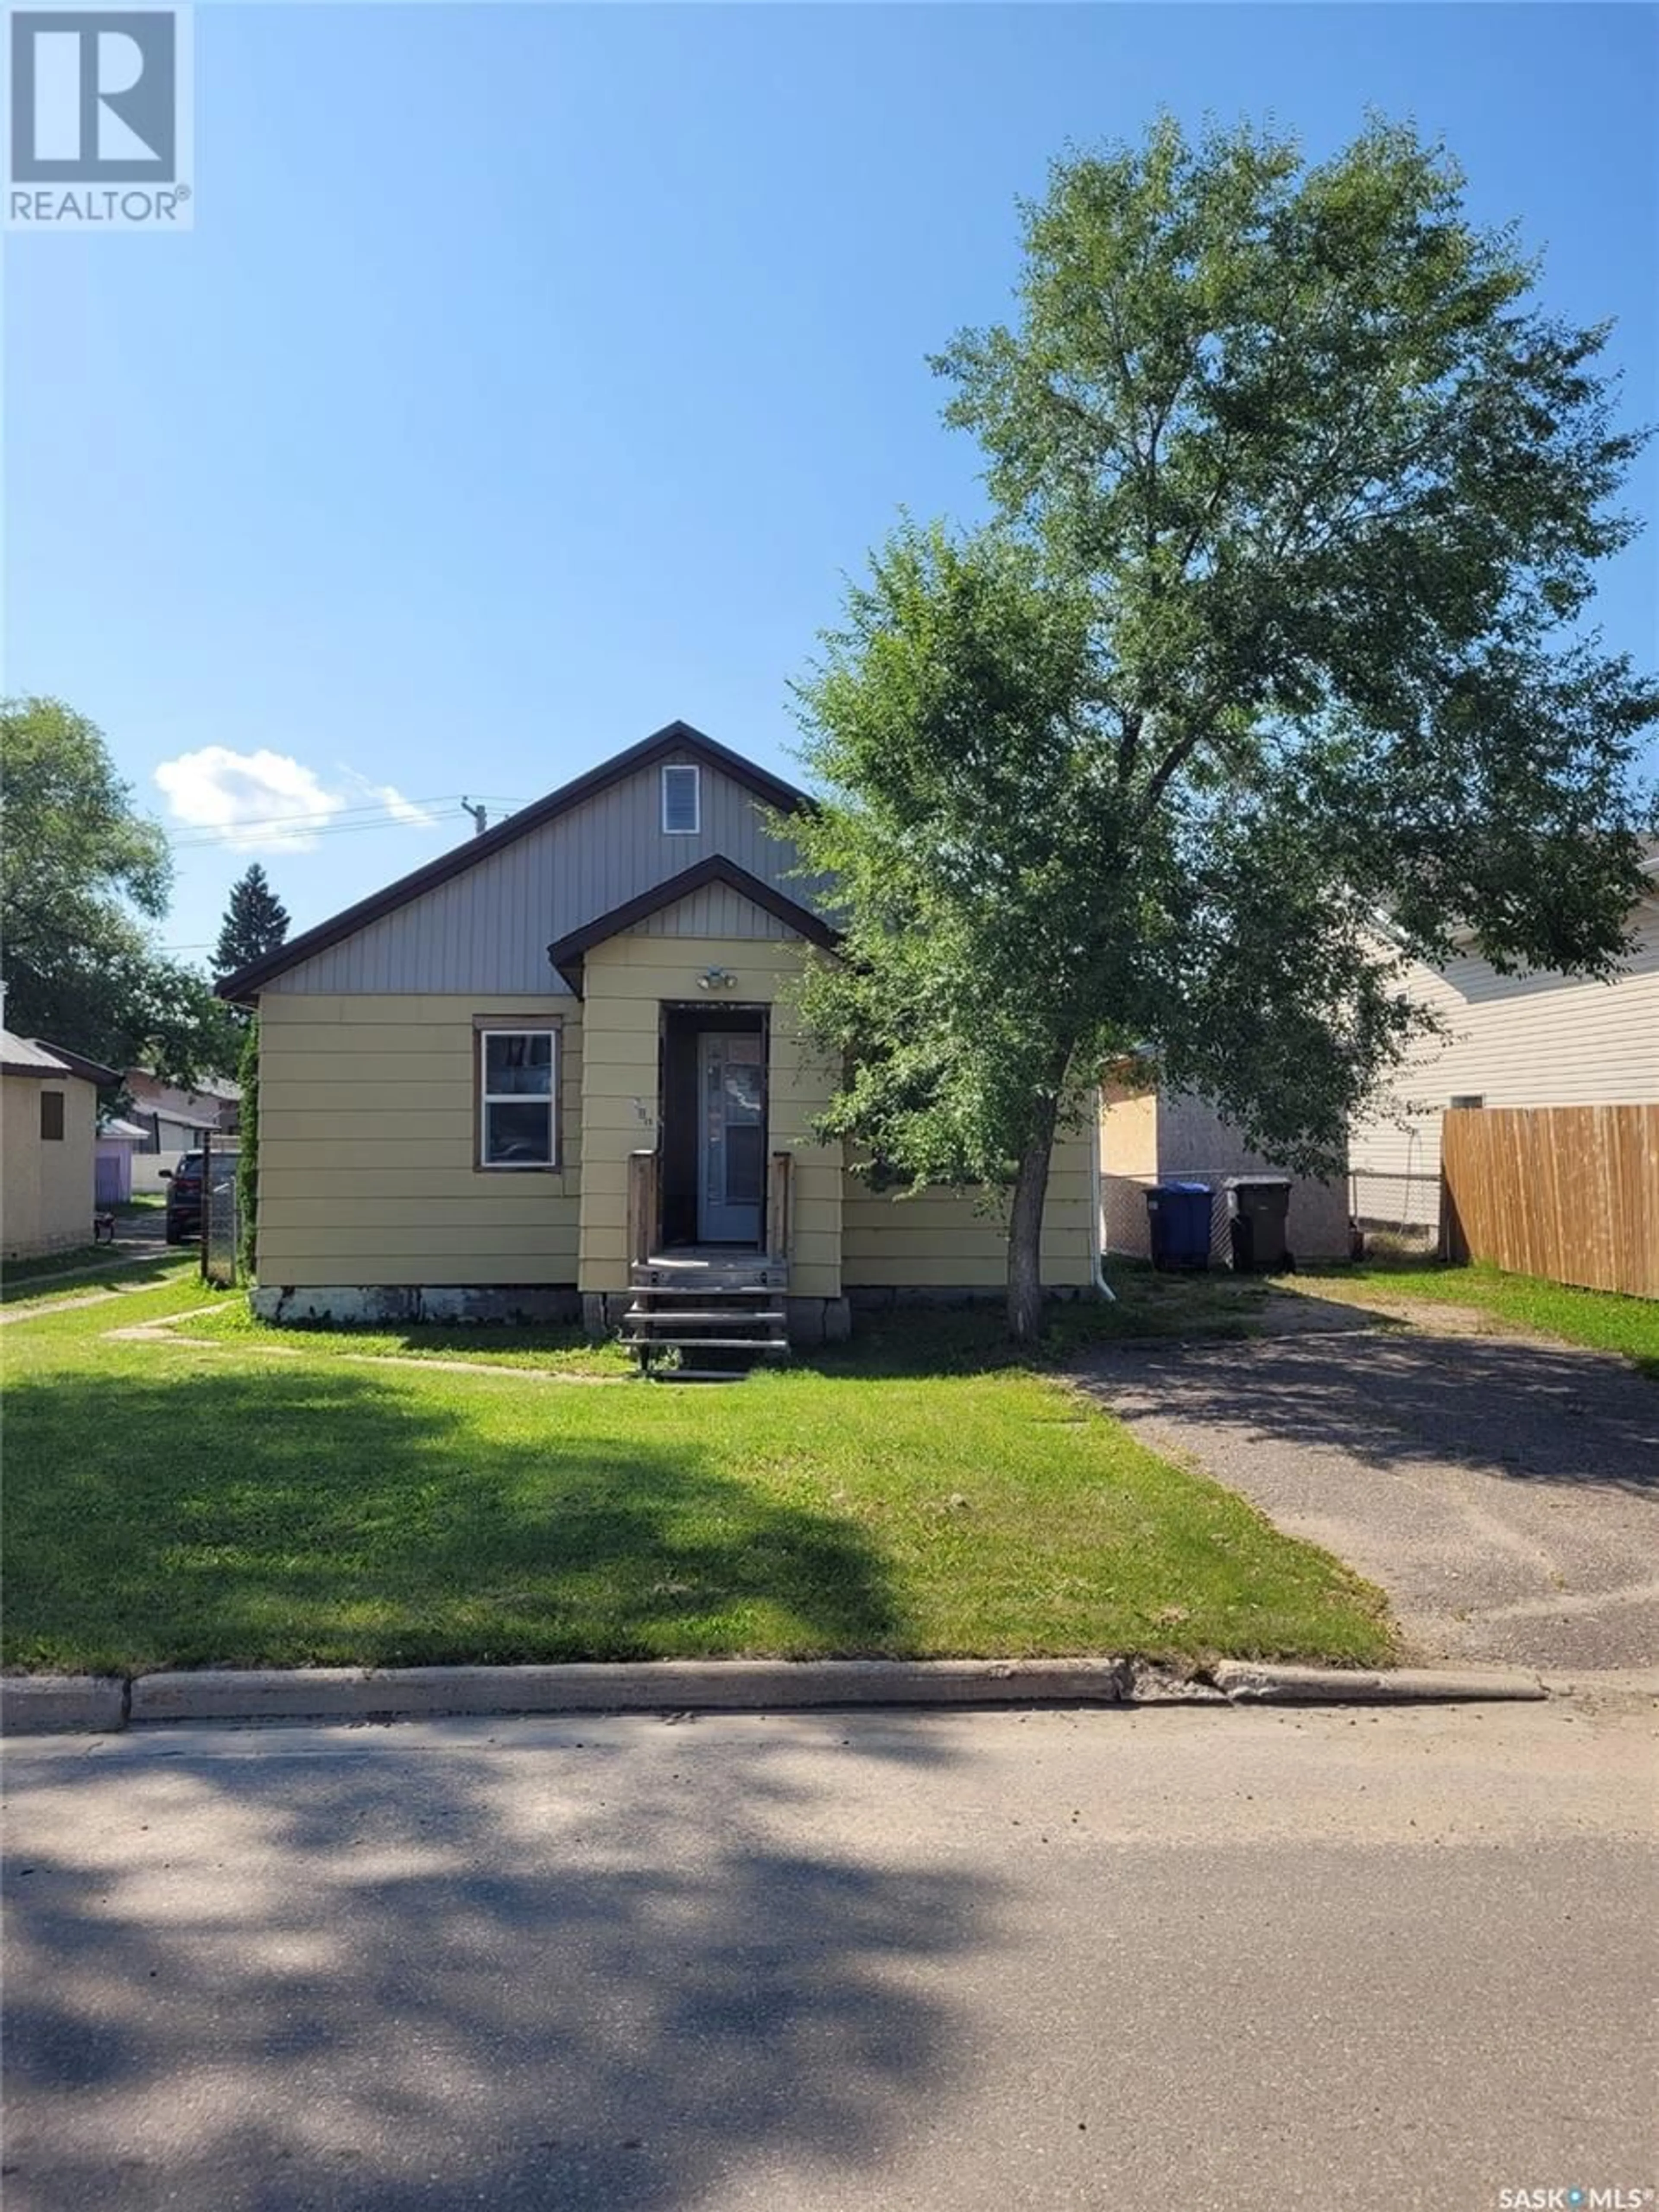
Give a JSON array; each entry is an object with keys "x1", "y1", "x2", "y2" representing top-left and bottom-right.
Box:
[{"x1": 697, "y1": 1031, "x2": 765, "y2": 1243}]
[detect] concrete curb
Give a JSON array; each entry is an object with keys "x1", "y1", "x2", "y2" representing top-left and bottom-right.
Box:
[
  {"x1": 1211, "y1": 1661, "x2": 1546, "y2": 1705},
  {"x1": 1, "y1": 1674, "x2": 128, "y2": 1735},
  {"x1": 2, "y1": 1655, "x2": 1549, "y2": 1734},
  {"x1": 126, "y1": 1657, "x2": 1138, "y2": 1724}
]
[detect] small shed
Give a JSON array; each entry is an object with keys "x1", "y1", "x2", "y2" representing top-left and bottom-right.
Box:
[
  {"x1": 95, "y1": 1117, "x2": 149, "y2": 1206},
  {"x1": 1, "y1": 1031, "x2": 118, "y2": 1258}
]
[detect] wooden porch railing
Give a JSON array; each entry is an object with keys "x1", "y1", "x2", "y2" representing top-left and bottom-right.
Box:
[
  {"x1": 628, "y1": 1148, "x2": 659, "y2": 1269},
  {"x1": 768, "y1": 1150, "x2": 792, "y2": 1267}
]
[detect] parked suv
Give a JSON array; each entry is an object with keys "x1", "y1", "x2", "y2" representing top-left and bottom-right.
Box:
[{"x1": 161, "y1": 1153, "x2": 205, "y2": 1243}]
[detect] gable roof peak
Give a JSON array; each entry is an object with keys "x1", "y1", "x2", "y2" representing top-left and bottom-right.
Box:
[
  {"x1": 216, "y1": 721, "x2": 814, "y2": 1001},
  {"x1": 547, "y1": 855, "x2": 839, "y2": 995}
]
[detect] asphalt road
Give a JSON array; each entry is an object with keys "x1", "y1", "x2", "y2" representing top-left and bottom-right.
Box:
[
  {"x1": 5, "y1": 1698, "x2": 1656, "y2": 2212},
  {"x1": 1072, "y1": 1305, "x2": 1659, "y2": 1670}
]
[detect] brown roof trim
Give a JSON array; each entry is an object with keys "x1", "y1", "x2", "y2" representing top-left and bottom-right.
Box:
[
  {"x1": 33, "y1": 1040, "x2": 123, "y2": 1089},
  {"x1": 0, "y1": 1033, "x2": 121, "y2": 1084},
  {"x1": 216, "y1": 721, "x2": 814, "y2": 1001},
  {"x1": 547, "y1": 857, "x2": 839, "y2": 995}
]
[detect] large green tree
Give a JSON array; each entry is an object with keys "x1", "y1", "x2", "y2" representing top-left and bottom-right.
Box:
[
  {"x1": 795, "y1": 120, "x2": 1657, "y2": 1341},
  {"x1": 0, "y1": 696, "x2": 238, "y2": 1083}
]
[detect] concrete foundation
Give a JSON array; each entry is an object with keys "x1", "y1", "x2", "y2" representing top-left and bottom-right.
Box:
[
  {"x1": 845, "y1": 1284, "x2": 1087, "y2": 1314},
  {"x1": 251, "y1": 1285, "x2": 582, "y2": 1327},
  {"x1": 251, "y1": 1283, "x2": 1080, "y2": 1339}
]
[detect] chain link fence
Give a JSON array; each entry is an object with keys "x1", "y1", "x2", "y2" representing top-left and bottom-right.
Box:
[{"x1": 200, "y1": 1133, "x2": 243, "y2": 1288}]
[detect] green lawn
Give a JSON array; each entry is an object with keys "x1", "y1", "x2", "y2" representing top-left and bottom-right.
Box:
[
  {"x1": 0, "y1": 1278, "x2": 1393, "y2": 1676},
  {"x1": 2, "y1": 1243, "x2": 121, "y2": 1289},
  {"x1": 0, "y1": 1252, "x2": 196, "y2": 1309},
  {"x1": 1058, "y1": 1260, "x2": 1274, "y2": 1343},
  {"x1": 177, "y1": 1297, "x2": 631, "y2": 1375},
  {"x1": 1289, "y1": 1258, "x2": 1659, "y2": 1376}
]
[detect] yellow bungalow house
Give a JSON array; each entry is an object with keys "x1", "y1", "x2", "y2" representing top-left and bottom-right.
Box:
[{"x1": 218, "y1": 723, "x2": 1097, "y2": 1351}]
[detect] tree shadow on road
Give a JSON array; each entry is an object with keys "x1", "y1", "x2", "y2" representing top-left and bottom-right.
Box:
[{"x1": 3, "y1": 1715, "x2": 997, "y2": 2210}]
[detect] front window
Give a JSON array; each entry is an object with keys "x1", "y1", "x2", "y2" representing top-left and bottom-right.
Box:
[{"x1": 479, "y1": 1030, "x2": 557, "y2": 1167}]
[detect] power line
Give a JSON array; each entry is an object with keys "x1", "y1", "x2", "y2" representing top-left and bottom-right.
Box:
[
  {"x1": 165, "y1": 794, "x2": 463, "y2": 845},
  {"x1": 165, "y1": 795, "x2": 528, "y2": 850},
  {"x1": 181, "y1": 792, "x2": 461, "y2": 829},
  {"x1": 171, "y1": 815, "x2": 455, "y2": 849},
  {"x1": 169, "y1": 811, "x2": 464, "y2": 851}
]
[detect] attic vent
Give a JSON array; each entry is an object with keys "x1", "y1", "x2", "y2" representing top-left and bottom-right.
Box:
[{"x1": 661, "y1": 764, "x2": 700, "y2": 834}]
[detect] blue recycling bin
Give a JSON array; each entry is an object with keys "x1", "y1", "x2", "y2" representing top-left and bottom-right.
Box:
[{"x1": 1145, "y1": 1181, "x2": 1213, "y2": 1271}]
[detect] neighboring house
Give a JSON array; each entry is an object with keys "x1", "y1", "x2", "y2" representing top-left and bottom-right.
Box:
[
  {"x1": 1100, "y1": 1081, "x2": 1352, "y2": 1265},
  {"x1": 1350, "y1": 876, "x2": 1659, "y2": 1236},
  {"x1": 216, "y1": 722, "x2": 1098, "y2": 1338},
  {"x1": 125, "y1": 1070, "x2": 241, "y2": 1193},
  {"x1": 0, "y1": 1032, "x2": 119, "y2": 1258}
]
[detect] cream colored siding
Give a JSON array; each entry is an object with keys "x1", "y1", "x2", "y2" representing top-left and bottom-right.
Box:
[
  {"x1": 1351, "y1": 905, "x2": 1659, "y2": 1229},
  {"x1": 1, "y1": 1071, "x2": 96, "y2": 1257},
  {"x1": 631, "y1": 882, "x2": 796, "y2": 938},
  {"x1": 1100, "y1": 1087, "x2": 1159, "y2": 1177},
  {"x1": 256, "y1": 994, "x2": 581, "y2": 1284},
  {"x1": 577, "y1": 927, "x2": 843, "y2": 1297},
  {"x1": 264, "y1": 763, "x2": 811, "y2": 996},
  {"x1": 841, "y1": 1132, "x2": 1095, "y2": 1289},
  {"x1": 38, "y1": 1078, "x2": 95, "y2": 1247}
]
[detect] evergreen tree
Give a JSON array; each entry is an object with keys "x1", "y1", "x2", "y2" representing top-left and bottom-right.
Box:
[{"x1": 213, "y1": 864, "x2": 290, "y2": 984}]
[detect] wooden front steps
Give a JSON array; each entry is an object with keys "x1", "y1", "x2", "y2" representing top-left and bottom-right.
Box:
[{"x1": 623, "y1": 1254, "x2": 790, "y2": 1382}]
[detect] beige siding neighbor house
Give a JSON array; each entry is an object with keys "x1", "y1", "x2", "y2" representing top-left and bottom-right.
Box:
[
  {"x1": 1350, "y1": 878, "x2": 1659, "y2": 1235},
  {"x1": 0, "y1": 1031, "x2": 113, "y2": 1259},
  {"x1": 221, "y1": 725, "x2": 1097, "y2": 1342}
]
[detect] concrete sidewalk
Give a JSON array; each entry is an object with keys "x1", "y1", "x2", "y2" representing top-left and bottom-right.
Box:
[{"x1": 1071, "y1": 1310, "x2": 1659, "y2": 1671}]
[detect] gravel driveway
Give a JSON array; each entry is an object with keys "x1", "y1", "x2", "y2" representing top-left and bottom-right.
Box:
[{"x1": 1070, "y1": 1296, "x2": 1659, "y2": 1674}]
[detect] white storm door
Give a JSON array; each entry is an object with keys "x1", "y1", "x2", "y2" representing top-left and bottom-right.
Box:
[{"x1": 697, "y1": 1032, "x2": 765, "y2": 1243}]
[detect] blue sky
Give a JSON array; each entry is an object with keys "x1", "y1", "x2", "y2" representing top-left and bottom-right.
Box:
[{"x1": 6, "y1": 1, "x2": 1656, "y2": 959}]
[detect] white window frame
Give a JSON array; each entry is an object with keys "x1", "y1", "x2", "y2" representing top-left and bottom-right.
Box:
[
  {"x1": 661, "y1": 763, "x2": 701, "y2": 835},
  {"x1": 477, "y1": 1027, "x2": 559, "y2": 1170}
]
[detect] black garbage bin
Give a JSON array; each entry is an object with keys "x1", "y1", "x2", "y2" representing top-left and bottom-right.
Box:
[
  {"x1": 1226, "y1": 1177, "x2": 1292, "y2": 1272},
  {"x1": 1145, "y1": 1181, "x2": 1213, "y2": 1271}
]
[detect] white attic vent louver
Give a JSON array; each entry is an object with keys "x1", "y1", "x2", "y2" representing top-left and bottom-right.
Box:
[{"x1": 662, "y1": 763, "x2": 700, "y2": 834}]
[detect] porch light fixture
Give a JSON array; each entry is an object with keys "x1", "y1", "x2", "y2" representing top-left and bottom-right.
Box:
[{"x1": 697, "y1": 966, "x2": 738, "y2": 991}]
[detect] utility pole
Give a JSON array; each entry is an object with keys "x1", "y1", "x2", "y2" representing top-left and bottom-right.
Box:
[{"x1": 461, "y1": 799, "x2": 488, "y2": 837}]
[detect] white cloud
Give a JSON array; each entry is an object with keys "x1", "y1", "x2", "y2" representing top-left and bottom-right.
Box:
[
  {"x1": 155, "y1": 747, "x2": 343, "y2": 852},
  {"x1": 154, "y1": 749, "x2": 441, "y2": 852},
  {"x1": 338, "y1": 767, "x2": 442, "y2": 831}
]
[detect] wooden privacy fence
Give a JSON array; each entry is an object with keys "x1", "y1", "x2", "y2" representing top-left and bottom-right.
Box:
[{"x1": 1440, "y1": 1105, "x2": 1659, "y2": 1298}]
